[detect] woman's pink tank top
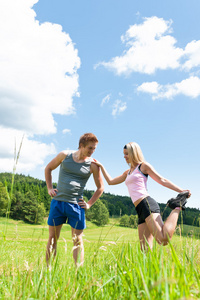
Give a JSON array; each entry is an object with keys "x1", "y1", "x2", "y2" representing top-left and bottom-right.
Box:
[{"x1": 125, "y1": 164, "x2": 149, "y2": 204}]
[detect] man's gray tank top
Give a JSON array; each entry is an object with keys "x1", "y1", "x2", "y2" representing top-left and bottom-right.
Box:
[{"x1": 53, "y1": 152, "x2": 92, "y2": 204}]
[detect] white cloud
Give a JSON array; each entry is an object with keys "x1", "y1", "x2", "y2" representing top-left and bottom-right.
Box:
[
  {"x1": 137, "y1": 81, "x2": 160, "y2": 94},
  {"x1": 96, "y1": 16, "x2": 183, "y2": 75},
  {"x1": 0, "y1": 0, "x2": 80, "y2": 173},
  {"x1": 101, "y1": 94, "x2": 111, "y2": 106},
  {"x1": 183, "y1": 40, "x2": 200, "y2": 70},
  {"x1": 174, "y1": 76, "x2": 200, "y2": 98},
  {"x1": 112, "y1": 100, "x2": 127, "y2": 116},
  {"x1": 62, "y1": 129, "x2": 71, "y2": 134},
  {"x1": 96, "y1": 16, "x2": 200, "y2": 101},
  {"x1": 0, "y1": 0, "x2": 80, "y2": 135},
  {"x1": 137, "y1": 76, "x2": 200, "y2": 100},
  {"x1": 0, "y1": 128, "x2": 56, "y2": 173},
  {"x1": 96, "y1": 16, "x2": 200, "y2": 78}
]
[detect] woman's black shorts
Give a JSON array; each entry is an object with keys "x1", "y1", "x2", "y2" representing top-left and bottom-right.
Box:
[{"x1": 135, "y1": 196, "x2": 160, "y2": 225}]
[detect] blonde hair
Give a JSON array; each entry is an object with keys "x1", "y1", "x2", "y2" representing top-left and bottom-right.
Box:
[{"x1": 124, "y1": 142, "x2": 144, "y2": 165}]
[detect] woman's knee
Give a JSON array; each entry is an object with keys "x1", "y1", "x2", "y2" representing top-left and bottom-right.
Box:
[
  {"x1": 162, "y1": 240, "x2": 169, "y2": 246},
  {"x1": 154, "y1": 235, "x2": 169, "y2": 246},
  {"x1": 159, "y1": 238, "x2": 169, "y2": 246}
]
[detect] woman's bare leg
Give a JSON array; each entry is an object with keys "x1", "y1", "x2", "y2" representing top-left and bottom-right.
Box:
[
  {"x1": 138, "y1": 222, "x2": 154, "y2": 250},
  {"x1": 145, "y1": 209, "x2": 180, "y2": 245}
]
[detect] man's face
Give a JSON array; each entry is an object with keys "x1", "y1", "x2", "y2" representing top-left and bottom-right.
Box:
[{"x1": 81, "y1": 142, "x2": 97, "y2": 157}]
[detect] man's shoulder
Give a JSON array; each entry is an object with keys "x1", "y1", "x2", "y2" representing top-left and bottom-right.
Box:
[
  {"x1": 58, "y1": 150, "x2": 75, "y2": 162},
  {"x1": 61, "y1": 150, "x2": 75, "y2": 156}
]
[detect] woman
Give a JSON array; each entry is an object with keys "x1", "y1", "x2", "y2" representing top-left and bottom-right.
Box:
[{"x1": 94, "y1": 142, "x2": 191, "y2": 250}]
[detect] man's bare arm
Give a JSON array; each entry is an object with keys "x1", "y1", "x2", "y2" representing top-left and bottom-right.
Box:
[
  {"x1": 45, "y1": 151, "x2": 67, "y2": 197},
  {"x1": 78, "y1": 163, "x2": 104, "y2": 209}
]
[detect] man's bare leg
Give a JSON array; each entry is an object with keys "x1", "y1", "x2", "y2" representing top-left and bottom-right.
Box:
[
  {"x1": 46, "y1": 224, "x2": 63, "y2": 266},
  {"x1": 71, "y1": 227, "x2": 84, "y2": 266}
]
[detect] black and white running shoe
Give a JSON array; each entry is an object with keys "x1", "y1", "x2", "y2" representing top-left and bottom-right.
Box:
[{"x1": 167, "y1": 191, "x2": 189, "y2": 211}]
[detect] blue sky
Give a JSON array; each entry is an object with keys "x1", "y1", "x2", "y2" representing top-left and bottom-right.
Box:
[{"x1": 0, "y1": 0, "x2": 200, "y2": 209}]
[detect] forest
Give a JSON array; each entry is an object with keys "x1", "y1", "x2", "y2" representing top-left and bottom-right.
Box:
[{"x1": 0, "y1": 172, "x2": 199, "y2": 227}]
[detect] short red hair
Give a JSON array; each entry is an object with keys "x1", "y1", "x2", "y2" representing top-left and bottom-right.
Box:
[{"x1": 78, "y1": 133, "x2": 98, "y2": 148}]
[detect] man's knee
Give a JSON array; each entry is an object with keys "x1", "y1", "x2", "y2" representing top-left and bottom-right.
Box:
[
  {"x1": 48, "y1": 233, "x2": 59, "y2": 243},
  {"x1": 72, "y1": 229, "x2": 83, "y2": 245},
  {"x1": 73, "y1": 235, "x2": 83, "y2": 246},
  {"x1": 49, "y1": 229, "x2": 62, "y2": 242},
  {"x1": 48, "y1": 235, "x2": 56, "y2": 244}
]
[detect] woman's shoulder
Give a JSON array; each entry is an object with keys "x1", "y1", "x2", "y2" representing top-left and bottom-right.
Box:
[
  {"x1": 140, "y1": 161, "x2": 150, "y2": 167},
  {"x1": 123, "y1": 169, "x2": 129, "y2": 176},
  {"x1": 139, "y1": 161, "x2": 152, "y2": 173}
]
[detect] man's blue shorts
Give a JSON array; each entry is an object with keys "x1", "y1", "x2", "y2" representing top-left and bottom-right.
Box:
[{"x1": 48, "y1": 199, "x2": 86, "y2": 230}]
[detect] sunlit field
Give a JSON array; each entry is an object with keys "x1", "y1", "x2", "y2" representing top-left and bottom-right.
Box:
[{"x1": 0, "y1": 217, "x2": 200, "y2": 299}]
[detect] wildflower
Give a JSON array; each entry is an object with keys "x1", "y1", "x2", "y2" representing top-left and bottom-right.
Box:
[
  {"x1": 99, "y1": 246, "x2": 107, "y2": 251},
  {"x1": 24, "y1": 260, "x2": 29, "y2": 271},
  {"x1": 72, "y1": 234, "x2": 77, "y2": 242},
  {"x1": 50, "y1": 244, "x2": 53, "y2": 253},
  {"x1": 72, "y1": 245, "x2": 80, "y2": 251},
  {"x1": 83, "y1": 239, "x2": 91, "y2": 243},
  {"x1": 76, "y1": 261, "x2": 84, "y2": 268},
  {"x1": 50, "y1": 238, "x2": 54, "y2": 253},
  {"x1": 106, "y1": 241, "x2": 117, "y2": 245},
  {"x1": 63, "y1": 238, "x2": 67, "y2": 253}
]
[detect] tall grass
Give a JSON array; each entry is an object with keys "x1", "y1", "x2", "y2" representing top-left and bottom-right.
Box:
[
  {"x1": 5, "y1": 135, "x2": 24, "y2": 220},
  {"x1": 1, "y1": 136, "x2": 24, "y2": 242},
  {"x1": 1, "y1": 139, "x2": 200, "y2": 299},
  {"x1": 0, "y1": 219, "x2": 200, "y2": 299}
]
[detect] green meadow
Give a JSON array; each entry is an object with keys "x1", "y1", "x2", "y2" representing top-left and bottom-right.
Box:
[{"x1": 0, "y1": 217, "x2": 200, "y2": 300}]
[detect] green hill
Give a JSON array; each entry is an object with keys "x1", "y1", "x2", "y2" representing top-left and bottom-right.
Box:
[{"x1": 0, "y1": 172, "x2": 200, "y2": 227}]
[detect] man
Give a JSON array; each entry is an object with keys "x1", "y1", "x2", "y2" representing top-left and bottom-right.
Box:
[{"x1": 45, "y1": 133, "x2": 104, "y2": 266}]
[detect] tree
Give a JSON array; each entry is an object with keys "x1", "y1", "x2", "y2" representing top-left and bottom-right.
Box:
[
  {"x1": 86, "y1": 200, "x2": 109, "y2": 226},
  {"x1": 10, "y1": 191, "x2": 46, "y2": 224},
  {"x1": 120, "y1": 215, "x2": 130, "y2": 227},
  {"x1": 1, "y1": 173, "x2": 200, "y2": 228},
  {"x1": 10, "y1": 191, "x2": 25, "y2": 220},
  {"x1": 0, "y1": 182, "x2": 9, "y2": 216},
  {"x1": 120, "y1": 214, "x2": 138, "y2": 228},
  {"x1": 129, "y1": 215, "x2": 138, "y2": 228},
  {"x1": 40, "y1": 187, "x2": 51, "y2": 212}
]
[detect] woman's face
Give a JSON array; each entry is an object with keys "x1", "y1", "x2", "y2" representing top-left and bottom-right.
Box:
[{"x1": 123, "y1": 149, "x2": 130, "y2": 164}]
